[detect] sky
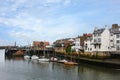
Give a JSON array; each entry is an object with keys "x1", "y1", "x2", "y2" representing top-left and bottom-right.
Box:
[{"x1": 0, "y1": 0, "x2": 120, "y2": 46}]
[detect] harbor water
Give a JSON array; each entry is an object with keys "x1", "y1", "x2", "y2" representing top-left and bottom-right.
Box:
[{"x1": 0, "y1": 49, "x2": 120, "y2": 80}]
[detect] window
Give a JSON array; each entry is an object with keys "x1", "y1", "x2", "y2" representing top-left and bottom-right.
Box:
[
  {"x1": 116, "y1": 40, "x2": 120, "y2": 44},
  {"x1": 94, "y1": 34, "x2": 97, "y2": 37},
  {"x1": 94, "y1": 45, "x2": 96, "y2": 49},
  {"x1": 98, "y1": 38, "x2": 101, "y2": 42},
  {"x1": 98, "y1": 34, "x2": 101, "y2": 36},
  {"x1": 90, "y1": 48, "x2": 92, "y2": 51},
  {"x1": 116, "y1": 46, "x2": 120, "y2": 50},
  {"x1": 110, "y1": 40, "x2": 113, "y2": 42},
  {"x1": 116, "y1": 34, "x2": 120, "y2": 38},
  {"x1": 99, "y1": 44, "x2": 101, "y2": 49},
  {"x1": 111, "y1": 33, "x2": 113, "y2": 36},
  {"x1": 85, "y1": 44, "x2": 87, "y2": 50},
  {"x1": 94, "y1": 39, "x2": 97, "y2": 42}
]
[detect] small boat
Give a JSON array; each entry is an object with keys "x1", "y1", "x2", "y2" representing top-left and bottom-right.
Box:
[
  {"x1": 58, "y1": 59, "x2": 68, "y2": 63},
  {"x1": 31, "y1": 55, "x2": 39, "y2": 60},
  {"x1": 50, "y1": 57, "x2": 58, "y2": 62},
  {"x1": 38, "y1": 58, "x2": 50, "y2": 62},
  {"x1": 64, "y1": 61, "x2": 78, "y2": 65},
  {"x1": 24, "y1": 55, "x2": 30, "y2": 59}
]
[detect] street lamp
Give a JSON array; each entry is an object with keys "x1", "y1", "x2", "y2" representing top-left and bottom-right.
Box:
[{"x1": 61, "y1": 43, "x2": 64, "y2": 53}]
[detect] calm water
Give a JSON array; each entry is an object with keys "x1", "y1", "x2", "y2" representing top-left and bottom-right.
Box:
[{"x1": 0, "y1": 49, "x2": 120, "y2": 80}]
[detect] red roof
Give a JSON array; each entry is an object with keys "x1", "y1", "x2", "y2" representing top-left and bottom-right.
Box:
[
  {"x1": 87, "y1": 33, "x2": 92, "y2": 37},
  {"x1": 33, "y1": 41, "x2": 50, "y2": 46}
]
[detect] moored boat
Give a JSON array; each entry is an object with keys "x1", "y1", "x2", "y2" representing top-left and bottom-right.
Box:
[
  {"x1": 58, "y1": 59, "x2": 68, "y2": 63},
  {"x1": 50, "y1": 57, "x2": 58, "y2": 62},
  {"x1": 31, "y1": 55, "x2": 39, "y2": 60},
  {"x1": 64, "y1": 61, "x2": 78, "y2": 65},
  {"x1": 38, "y1": 58, "x2": 50, "y2": 62},
  {"x1": 24, "y1": 55, "x2": 30, "y2": 59}
]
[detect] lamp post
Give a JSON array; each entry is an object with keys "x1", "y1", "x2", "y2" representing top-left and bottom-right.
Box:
[
  {"x1": 52, "y1": 44, "x2": 55, "y2": 62},
  {"x1": 62, "y1": 43, "x2": 64, "y2": 53}
]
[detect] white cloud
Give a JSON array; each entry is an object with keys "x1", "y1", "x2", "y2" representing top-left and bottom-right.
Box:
[
  {"x1": 1, "y1": 0, "x2": 118, "y2": 46},
  {"x1": 63, "y1": 0, "x2": 71, "y2": 6},
  {"x1": 0, "y1": 8, "x2": 90, "y2": 45}
]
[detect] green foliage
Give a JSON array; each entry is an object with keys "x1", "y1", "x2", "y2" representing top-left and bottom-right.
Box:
[{"x1": 66, "y1": 45, "x2": 72, "y2": 53}]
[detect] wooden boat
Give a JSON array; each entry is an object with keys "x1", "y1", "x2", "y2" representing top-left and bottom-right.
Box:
[
  {"x1": 58, "y1": 59, "x2": 68, "y2": 63},
  {"x1": 64, "y1": 61, "x2": 78, "y2": 65}
]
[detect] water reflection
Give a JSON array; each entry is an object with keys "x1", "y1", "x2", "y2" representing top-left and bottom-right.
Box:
[
  {"x1": 78, "y1": 63, "x2": 120, "y2": 80},
  {"x1": 0, "y1": 49, "x2": 120, "y2": 80}
]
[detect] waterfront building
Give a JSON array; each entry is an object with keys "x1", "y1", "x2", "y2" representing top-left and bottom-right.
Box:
[
  {"x1": 84, "y1": 34, "x2": 93, "y2": 52},
  {"x1": 72, "y1": 36, "x2": 82, "y2": 52},
  {"x1": 33, "y1": 41, "x2": 50, "y2": 49},
  {"x1": 72, "y1": 37, "x2": 80, "y2": 52},
  {"x1": 109, "y1": 24, "x2": 120, "y2": 52},
  {"x1": 92, "y1": 26, "x2": 110, "y2": 52},
  {"x1": 53, "y1": 38, "x2": 74, "y2": 52},
  {"x1": 84, "y1": 24, "x2": 120, "y2": 52}
]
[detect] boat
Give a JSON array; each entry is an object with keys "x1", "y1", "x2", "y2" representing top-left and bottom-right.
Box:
[
  {"x1": 50, "y1": 57, "x2": 58, "y2": 62},
  {"x1": 58, "y1": 59, "x2": 68, "y2": 63},
  {"x1": 64, "y1": 61, "x2": 78, "y2": 65},
  {"x1": 38, "y1": 58, "x2": 50, "y2": 62},
  {"x1": 31, "y1": 55, "x2": 39, "y2": 60},
  {"x1": 24, "y1": 55, "x2": 30, "y2": 59}
]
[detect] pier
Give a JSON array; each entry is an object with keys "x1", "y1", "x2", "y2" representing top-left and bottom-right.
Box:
[{"x1": 4, "y1": 46, "x2": 54, "y2": 57}]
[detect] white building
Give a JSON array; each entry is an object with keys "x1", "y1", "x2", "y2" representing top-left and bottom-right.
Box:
[
  {"x1": 109, "y1": 24, "x2": 120, "y2": 51},
  {"x1": 72, "y1": 37, "x2": 82, "y2": 52},
  {"x1": 84, "y1": 34, "x2": 93, "y2": 52},
  {"x1": 84, "y1": 24, "x2": 120, "y2": 52},
  {"x1": 92, "y1": 27, "x2": 110, "y2": 52}
]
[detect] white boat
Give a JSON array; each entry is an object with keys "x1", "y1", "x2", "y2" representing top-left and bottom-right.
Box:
[
  {"x1": 38, "y1": 58, "x2": 50, "y2": 62},
  {"x1": 58, "y1": 59, "x2": 68, "y2": 63},
  {"x1": 50, "y1": 57, "x2": 58, "y2": 62},
  {"x1": 24, "y1": 55, "x2": 30, "y2": 59},
  {"x1": 31, "y1": 55, "x2": 39, "y2": 60}
]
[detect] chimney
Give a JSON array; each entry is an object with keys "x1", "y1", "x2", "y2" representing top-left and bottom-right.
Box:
[{"x1": 112, "y1": 24, "x2": 118, "y2": 29}]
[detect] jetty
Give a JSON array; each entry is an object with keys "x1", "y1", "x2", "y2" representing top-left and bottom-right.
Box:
[{"x1": 2, "y1": 46, "x2": 54, "y2": 57}]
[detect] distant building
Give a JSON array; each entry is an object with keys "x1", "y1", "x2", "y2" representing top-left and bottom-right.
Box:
[
  {"x1": 53, "y1": 38, "x2": 75, "y2": 52},
  {"x1": 33, "y1": 41, "x2": 50, "y2": 49}
]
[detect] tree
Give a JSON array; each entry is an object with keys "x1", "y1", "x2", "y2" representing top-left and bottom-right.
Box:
[{"x1": 66, "y1": 45, "x2": 72, "y2": 53}]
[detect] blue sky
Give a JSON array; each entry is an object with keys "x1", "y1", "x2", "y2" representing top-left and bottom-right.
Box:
[{"x1": 0, "y1": 0, "x2": 120, "y2": 46}]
